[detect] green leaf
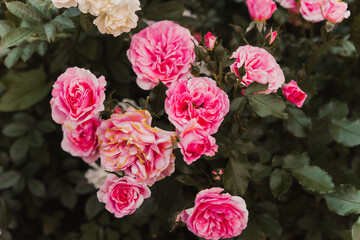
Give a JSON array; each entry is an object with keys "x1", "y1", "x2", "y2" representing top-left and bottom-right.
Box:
[
  {"x1": 149, "y1": 81, "x2": 168, "y2": 116},
  {"x1": 175, "y1": 175, "x2": 202, "y2": 189},
  {"x1": 5, "y1": 1, "x2": 42, "y2": 24},
  {"x1": 293, "y1": 166, "x2": 335, "y2": 194},
  {"x1": 256, "y1": 214, "x2": 283, "y2": 237},
  {"x1": 21, "y1": 43, "x2": 37, "y2": 62},
  {"x1": 44, "y1": 23, "x2": 56, "y2": 41},
  {"x1": 4, "y1": 47, "x2": 23, "y2": 68},
  {"x1": 0, "y1": 27, "x2": 33, "y2": 50},
  {"x1": 245, "y1": 82, "x2": 269, "y2": 96},
  {"x1": 80, "y1": 13, "x2": 93, "y2": 33},
  {"x1": 318, "y1": 100, "x2": 348, "y2": 120},
  {"x1": 283, "y1": 152, "x2": 310, "y2": 169},
  {"x1": 0, "y1": 66, "x2": 52, "y2": 111},
  {"x1": 285, "y1": 107, "x2": 311, "y2": 138},
  {"x1": 324, "y1": 184, "x2": 360, "y2": 216},
  {"x1": 28, "y1": 179, "x2": 46, "y2": 197},
  {"x1": 251, "y1": 163, "x2": 272, "y2": 181},
  {"x1": 0, "y1": 171, "x2": 21, "y2": 190},
  {"x1": 52, "y1": 15, "x2": 75, "y2": 30},
  {"x1": 28, "y1": 129, "x2": 44, "y2": 147},
  {"x1": 144, "y1": 1, "x2": 185, "y2": 21},
  {"x1": 223, "y1": 153, "x2": 250, "y2": 196},
  {"x1": 61, "y1": 185, "x2": 77, "y2": 209},
  {"x1": 230, "y1": 97, "x2": 247, "y2": 113},
  {"x1": 85, "y1": 195, "x2": 103, "y2": 219},
  {"x1": 0, "y1": 197, "x2": 10, "y2": 228},
  {"x1": 247, "y1": 93, "x2": 286, "y2": 119},
  {"x1": 352, "y1": 217, "x2": 360, "y2": 240},
  {"x1": 0, "y1": 20, "x2": 15, "y2": 37},
  {"x1": 10, "y1": 136, "x2": 29, "y2": 161},
  {"x1": 2, "y1": 122, "x2": 29, "y2": 137},
  {"x1": 270, "y1": 169, "x2": 293, "y2": 198},
  {"x1": 329, "y1": 118, "x2": 360, "y2": 147}
]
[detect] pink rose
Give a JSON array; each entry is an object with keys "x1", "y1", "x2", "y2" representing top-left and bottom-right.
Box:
[
  {"x1": 282, "y1": 80, "x2": 307, "y2": 108},
  {"x1": 275, "y1": 0, "x2": 298, "y2": 13},
  {"x1": 204, "y1": 32, "x2": 216, "y2": 50},
  {"x1": 97, "y1": 175, "x2": 151, "y2": 218},
  {"x1": 321, "y1": 0, "x2": 350, "y2": 23},
  {"x1": 127, "y1": 20, "x2": 196, "y2": 90},
  {"x1": 299, "y1": 0, "x2": 324, "y2": 22},
  {"x1": 61, "y1": 117, "x2": 100, "y2": 163},
  {"x1": 179, "y1": 120, "x2": 218, "y2": 165},
  {"x1": 230, "y1": 45, "x2": 285, "y2": 94},
  {"x1": 246, "y1": 0, "x2": 277, "y2": 22},
  {"x1": 50, "y1": 67, "x2": 106, "y2": 126},
  {"x1": 165, "y1": 77, "x2": 230, "y2": 135},
  {"x1": 193, "y1": 32, "x2": 202, "y2": 43},
  {"x1": 96, "y1": 107, "x2": 176, "y2": 186},
  {"x1": 265, "y1": 30, "x2": 278, "y2": 45},
  {"x1": 178, "y1": 188, "x2": 248, "y2": 240}
]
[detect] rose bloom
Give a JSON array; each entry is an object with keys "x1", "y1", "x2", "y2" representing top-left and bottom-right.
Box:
[
  {"x1": 93, "y1": 1, "x2": 140, "y2": 37},
  {"x1": 85, "y1": 163, "x2": 109, "y2": 188},
  {"x1": 51, "y1": 0, "x2": 77, "y2": 8},
  {"x1": 179, "y1": 120, "x2": 218, "y2": 165},
  {"x1": 321, "y1": 0, "x2": 350, "y2": 23},
  {"x1": 50, "y1": 67, "x2": 106, "y2": 127},
  {"x1": 178, "y1": 188, "x2": 249, "y2": 240},
  {"x1": 61, "y1": 117, "x2": 100, "y2": 163},
  {"x1": 165, "y1": 77, "x2": 230, "y2": 135},
  {"x1": 282, "y1": 80, "x2": 307, "y2": 108},
  {"x1": 97, "y1": 107, "x2": 176, "y2": 186},
  {"x1": 246, "y1": 0, "x2": 277, "y2": 22},
  {"x1": 97, "y1": 175, "x2": 151, "y2": 218},
  {"x1": 299, "y1": 0, "x2": 324, "y2": 22},
  {"x1": 230, "y1": 45, "x2": 285, "y2": 94},
  {"x1": 204, "y1": 32, "x2": 216, "y2": 50},
  {"x1": 127, "y1": 20, "x2": 196, "y2": 90},
  {"x1": 275, "y1": 0, "x2": 298, "y2": 13},
  {"x1": 77, "y1": 0, "x2": 139, "y2": 16}
]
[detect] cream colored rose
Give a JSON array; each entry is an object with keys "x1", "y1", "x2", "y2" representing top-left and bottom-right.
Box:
[
  {"x1": 84, "y1": 163, "x2": 109, "y2": 189},
  {"x1": 52, "y1": 0, "x2": 77, "y2": 9},
  {"x1": 93, "y1": 0, "x2": 140, "y2": 37},
  {"x1": 78, "y1": 0, "x2": 129, "y2": 16}
]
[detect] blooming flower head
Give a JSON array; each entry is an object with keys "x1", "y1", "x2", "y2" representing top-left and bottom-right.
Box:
[
  {"x1": 230, "y1": 45, "x2": 285, "y2": 94},
  {"x1": 178, "y1": 188, "x2": 249, "y2": 240},
  {"x1": 299, "y1": 0, "x2": 324, "y2": 22},
  {"x1": 165, "y1": 77, "x2": 230, "y2": 135},
  {"x1": 246, "y1": 0, "x2": 277, "y2": 22},
  {"x1": 275, "y1": 0, "x2": 298, "y2": 13},
  {"x1": 50, "y1": 67, "x2": 106, "y2": 127},
  {"x1": 127, "y1": 20, "x2": 196, "y2": 90},
  {"x1": 97, "y1": 175, "x2": 151, "y2": 218},
  {"x1": 85, "y1": 163, "x2": 109, "y2": 188},
  {"x1": 282, "y1": 80, "x2": 307, "y2": 107},
  {"x1": 321, "y1": 0, "x2": 350, "y2": 23},
  {"x1": 61, "y1": 117, "x2": 101, "y2": 163},
  {"x1": 51, "y1": 0, "x2": 77, "y2": 8},
  {"x1": 96, "y1": 107, "x2": 176, "y2": 186},
  {"x1": 179, "y1": 120, "x2": 218, "y2": 165},
  {"x1": 204, "y1": 32, "x2": 217, "y2": 50}
]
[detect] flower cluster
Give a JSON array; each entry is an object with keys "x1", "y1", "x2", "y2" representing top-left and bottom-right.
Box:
[{"x1": 51, "y1": 0, "x2": 140, "y2": 36}]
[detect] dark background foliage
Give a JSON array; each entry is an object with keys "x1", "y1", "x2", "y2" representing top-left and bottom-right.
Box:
[{"x1": 0, "y1": 0, "x2": 360, "y2": 239}]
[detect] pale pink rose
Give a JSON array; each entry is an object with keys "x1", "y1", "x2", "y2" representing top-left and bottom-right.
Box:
[
  {"x1": 246, "y1": 0, "x2": 277, "y2": 22},
  {"x1": 282, "y1": 80, "x2": 307, "y2": 108},
  {"x1": 265, "y1": 30, "x2": 278, "y2": 44},
  {"x1": 127, "y1": 20, "x2": 196, "y2": 90},
  {"x1": 179, "y1": 120, "x2": 218, "y2": 165},
  {"x1": 165, "y1": 77, "x2": 230, "y2": 135},
  {"x1": 204, "y1": 32, "x2": 216, "y2": 50},
  {"x1": 230, "y1": 45, "x2": 285, "y2": 94},
  {"x1": 50, "y1": 67, "x2": 106, "y2": 126},
  {"x1": 96, "y1": 107, "x2": 176, "y2": 186},
  {"x1": 275, "y1": 0, "x2": 298, "y2": 13},
  {"x1": 321, "y1": 0, "x2": 350, "y2": 23},
  {"x1": 61, "y1": 117, "x2": 100, "y2": 163},
  {"x1": 299, "y1": 0, "x2": 324, "y2": 22},
  {"x1": 97, "y1": 175, "x2": 151, "y2": 218},
  {"x1": 178, "y1": 188, "x2": 248, "y2": 240}
]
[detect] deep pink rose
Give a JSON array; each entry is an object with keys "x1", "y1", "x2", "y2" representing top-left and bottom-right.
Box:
[
  {"x1": 97, "y1": 107, "x2": 176, "y2": 186},
  {"x1": 282, "y1": 80, "x2": 307, "y2": 108},
  {"x1": 299, "y1": 0, "x2": 324, "y2": 22},
  {"x1": 97, "y1": 175, "x2": 151, "y2": 218},
  {"x1": 179, "y1": 120, "x2": 218, "y2": 165},
  {"x1": 50, "y1": 67, "x2": 106, "y2": 126},
  {"x1": 204, "y1": 32, "x2": 216, "y2": 50},
  {"x1": 246, "y1": 0, "x2": 277, "y2": 22},
  {"x1": 321, "y1": 0, "x2": 350, "y2": 23},
  {"x1": 276, "y1": 0, "x2": 298, "y2": 13},
  {"x1": 61, "y1": 117, "x2": 100, "y2": 163},
  {"x1": 230, "y1": 45, "x2": 285, "y2": 94},
  {"x1": 127, "y1": 20, "x2": 196, "y2": 90},
  {"x1": 165, "y1": 77, "x2": 230, "y2": 135},
  {"x1": 178, "y1": 188, "x2": 248, "y2": 240}
]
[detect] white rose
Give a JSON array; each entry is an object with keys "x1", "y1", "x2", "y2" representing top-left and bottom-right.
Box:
[
  {"x1": 52, "y1": 0, "x2": 77, "y2": 9},
  {"x1": 84, "y1": 163, "x2": 108, "y2": 189},
  {"x1": 118, "y1": 98, "x2": 139, "y2": 110},
  {"x1": 93, "y1": 0, "x2": 140, "y2": 37}
]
